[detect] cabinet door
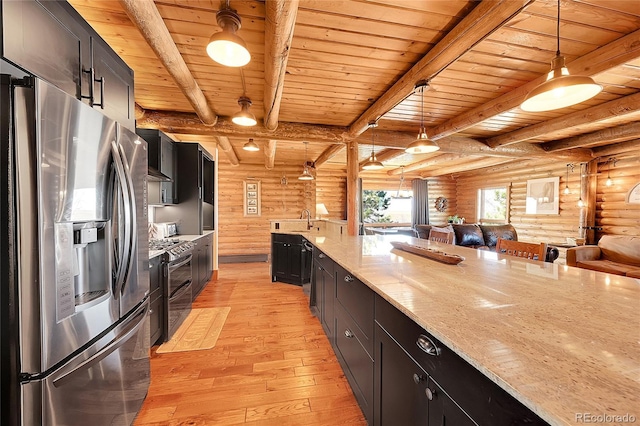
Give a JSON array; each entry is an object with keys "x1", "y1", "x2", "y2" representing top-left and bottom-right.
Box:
[
  {"x1": 374, "y1": 323, "x2": 429, "y2": 426},
  {"x1": 272, "y1": 241, "x2": 290, "y2": 281},
  {"x1": 427, "y1": 377, "x2": 477, "y2": 426},
  {"x1": 288, "y1": 243, "x2": 303, "y2": 282},
  {"x1": 160, "y1": 136, "x2": 176, "y2": 204},
  {"x1": 321, "y1": 265, "x2": 335, "y2": 339},
  {"x1": 92, "y1": 38, "x2": 135, "y2": 131}
]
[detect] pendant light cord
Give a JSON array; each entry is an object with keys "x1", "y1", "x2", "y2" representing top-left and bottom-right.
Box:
[
  {"x1": 556, "y1": 0, "x2": 561, "y2": 56},
  {"x1": 420, "y1": 85, "x2": 425, "y2": 130},
  {"x1": 240, "y1": 68, "x2": 248, "y2": 96}
]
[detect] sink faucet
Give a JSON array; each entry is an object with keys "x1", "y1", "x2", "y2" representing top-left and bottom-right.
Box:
[{"x1": 301, "y1": 209, "x2": 312, "y2": 230}]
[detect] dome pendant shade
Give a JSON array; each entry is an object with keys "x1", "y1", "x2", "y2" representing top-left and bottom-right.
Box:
[
  {"x1": 232, "y1": 96, "x2": 257, "y2": 126},
  {"x1": 521, "y1": 55, "x2": 601, "y2": 112},
  {"x1": 362, "y1": 153, "x2": 384, "y2": 170},
  {"x1": 206, "y1": 8, "x2": 251, "y2": 67},
  {"x1": 405, "y1": 128, "x2": 439, "y2": 154},
  {"x1": 298, "y1": 166, "x2": 314, "y2": 180},
  {"x1": 243, "y1": 138, "x2": 259, "y2": 151}
]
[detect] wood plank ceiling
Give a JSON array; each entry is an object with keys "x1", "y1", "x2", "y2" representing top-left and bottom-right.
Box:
[{"x1": 68, "y1": 0, "x2": 640, "y2": 181}]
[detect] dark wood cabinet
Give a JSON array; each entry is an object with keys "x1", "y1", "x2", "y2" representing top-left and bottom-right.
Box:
[
  {"x1": 1, "y1": 0, "x2": 134, "y2": 130},
  {"x1": 192, "y1": 233, "x2": 213, "y2": 301},
  {"x1": 155, "y1": 143, "x2": 214, "y2": 234},
  {"x1": 311, "y1": 248, "x2": 335, "y2": 341},
  {"x1": 271, "y1": 234, "x2": 311, "y2": 286},
  {"x1": 136, "y1": 129, "x2": 177, "y2": 205},
  {"x1": 149, "y1": 255, "x2": 164, "y2": 346}
]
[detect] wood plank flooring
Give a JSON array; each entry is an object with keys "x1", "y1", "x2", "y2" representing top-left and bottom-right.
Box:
[{"x1": 134, "y1": 262, "x2": 367, "y2": 426}]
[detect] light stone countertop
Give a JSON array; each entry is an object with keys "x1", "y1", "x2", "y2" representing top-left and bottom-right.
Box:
[{"x1": 302, "y1": 232, "x2": 639, "y2": 426}]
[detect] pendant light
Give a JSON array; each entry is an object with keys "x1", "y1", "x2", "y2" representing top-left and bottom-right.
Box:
[
  {"x1": 405, "y1": 81, "x2": 439, "y2": 154},
  {"x1": 362, "y1": 121, "x2": 384, "y2": 171},
  {"x1": 605, "y1": 157, "x2": 615, "y2": 187},
  {"x1": 298, "y1": 141, "x2": 314, "y2": 181},
  {"x1": 206, "y1": 1, "x2": 251, "y2": 67},
  {"x1": 563, "y1": 163, "x2": 572, "y2": 195},
  {"x1": 243, "y1": 138, "x2": 259, "y2": 151},
  {"x1": 232, "y1": 70, "x2": 257, "y2": 126},
  {"x1": 521, "y1": 0, "x2": 601, "y2": 112},
  {"x1": 577, "y1": 163, "x2": 584, "y2": 208}
]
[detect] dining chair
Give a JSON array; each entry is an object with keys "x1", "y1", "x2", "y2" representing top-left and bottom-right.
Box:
[
  {"x1": 428, "y1": 228, "x2": 454, "y2": 244},
  {"x1": 495, "y1": 238, "x2": 547, "y2": 261}
]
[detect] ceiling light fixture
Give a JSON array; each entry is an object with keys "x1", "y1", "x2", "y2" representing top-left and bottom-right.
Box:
[
  {"x1": 563, "y1": 163, "x2": 573, "y2": 195},
  {"x1": 243, "y1": 138, "x2": 259, "y2": 151},
  {"x1": 206, "y1": 0, "x2": 251, "y2": 67},
  {"x1": 577, "y1": 163, "x2": 585, "y2": 208},
  {"x1": 232, "y1": 70, "x2": 257, "y2": 126},
  {"x1": 405, "y1": 80, "x2": 439, "y2": 154},
  {"x1": 298, "y1": 141, "x2": 314, "y2": 181},
  {"x1": 362, "y1": 121, "x2": 384, "y2": 171},
  {"x1": 521, "y1": 0, "x2": 601, "y2": 112}
]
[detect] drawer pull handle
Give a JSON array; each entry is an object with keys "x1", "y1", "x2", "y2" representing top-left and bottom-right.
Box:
[
  {"x1": 416, "y1": 334, "x2": 440, "y2": 356},
  {"x1": 344, "y1": 275, "x2": 354, "y2": 282},
  {"x1": 319, "y1": 253, "x2": 326, "y2": 259},
  {"x1": 149, "y1": 309, "x2": 154, "y2": 315},
  {"x1": 425, "y1": 387, "x2": 435, "y2": 401},
  {"x1": 344, "y1": 329, "x2": 354, "y2": 338},
  {"x1": 412, "y1": 373, "x2": 425, "y2": 384}
]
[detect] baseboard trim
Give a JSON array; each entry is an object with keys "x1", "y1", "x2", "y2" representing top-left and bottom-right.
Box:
[{"x1": 219, "y1": 254, "x2": 269, "y2": 264}]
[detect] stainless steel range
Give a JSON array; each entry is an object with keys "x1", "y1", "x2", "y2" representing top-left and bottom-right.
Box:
[{"x1": 149, "y1": 239, "x2": 195, "y2": 340}]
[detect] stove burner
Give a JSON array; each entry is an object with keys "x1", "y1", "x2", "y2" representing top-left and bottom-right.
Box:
[
  {"x1": 149, "y1": 238, "x2": 182, "y2": 250},
  {"x1": 149, "y1": 238, "x2": 196, "y2": 261}
]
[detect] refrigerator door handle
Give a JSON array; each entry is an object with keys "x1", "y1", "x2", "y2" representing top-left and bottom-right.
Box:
[
  {"x1": 115, "y1": 140, "x2": 137, "y2": 294},
  {"x1": 111, "y1": 140, "x2": 133, "y2": 298},
  {"x1": 51, "y1": 302, "x2": 148, "y2": 388}
]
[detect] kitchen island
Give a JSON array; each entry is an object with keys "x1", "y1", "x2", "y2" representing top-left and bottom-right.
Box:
[{"x1": 302, "y1": 233, "x2": 639, "y2": 426}]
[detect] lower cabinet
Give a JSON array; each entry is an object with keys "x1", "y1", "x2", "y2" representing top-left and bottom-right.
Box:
[
  {"x1": 149, "y1": 255, "x2": 165, "y2": 346},
  {"x1": 312, "y1": 248, "x2": 335, "y2": 340},
  {"x1": 193, "y1": 233, "x2": 213, "y2": 301},
  {"x1": 271, "y1": 233, "x2": 312, "y2": 285}
]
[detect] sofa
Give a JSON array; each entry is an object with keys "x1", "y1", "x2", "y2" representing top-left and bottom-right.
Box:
[
  {"x1": 415, "y1": 223, "x2": 559, "y2": 263},
  {"x1": 566, "y1": 235, "x2": 640, "y2": 278}
]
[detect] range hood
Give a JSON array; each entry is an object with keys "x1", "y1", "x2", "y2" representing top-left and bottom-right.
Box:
[{"x1": 147, "y1": 166, "x2": 172, "y2": 182}]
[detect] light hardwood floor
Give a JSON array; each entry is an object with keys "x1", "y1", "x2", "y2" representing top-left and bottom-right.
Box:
[{"x1": 134, "y1": 262, "x2": 367, "y2": 426}]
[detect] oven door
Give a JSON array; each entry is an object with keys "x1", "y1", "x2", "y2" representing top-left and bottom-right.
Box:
[{"x1": 165, "y1": 253, "x2": 193, "y2": 341}]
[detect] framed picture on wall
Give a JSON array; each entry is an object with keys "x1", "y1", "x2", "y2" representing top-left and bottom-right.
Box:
[
  {"x1": 243, "y1": 180, "x2": 261, "y2": 217},
  {"x1": 525, "y1": 177, "x2": 559, "y2": 215}
]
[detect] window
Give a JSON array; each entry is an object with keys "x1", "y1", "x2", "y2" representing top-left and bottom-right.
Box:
[
  {"x1": 362, "y1": 189, "x2": 412, "y2": 223},
  {"x1": 477, "y1": 187, "x2": 508, "y2": 223}
]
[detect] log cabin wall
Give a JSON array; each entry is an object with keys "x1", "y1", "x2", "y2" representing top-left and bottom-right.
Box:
[
  {"x1": 453, "y1": 154, "x2": 640, "y2": 243},
  {"x1": 427, "y1": 178, "x2": 457, "y2": 226},
  {"x1": 595, "y1": 155, "x2": 640, "y2": 238},
  {"x1": 217, "y1": 162, "x2": 316, "y2": 258},
  {"x1": 316, "y1": 168, "x2": 347, "y2": 220}
]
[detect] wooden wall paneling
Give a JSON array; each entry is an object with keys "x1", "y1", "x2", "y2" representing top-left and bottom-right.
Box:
[
  {"x1": 217, "y1": 163, "x2": 315, "y2": 258},
  {"x1": 316, "y1": 169, "x2": 347, "y2": 220},
  {"x1": 427, "y1": 178, "x2": 457, "y2": 225},
  {"x1": 595, "y1": 155, "x2": 640, "y2": 237}
]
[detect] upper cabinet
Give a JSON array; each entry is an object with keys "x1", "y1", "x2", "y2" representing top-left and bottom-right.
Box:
[
  {"x1": 1, "y1": 0, "x2": 135, "y2": 131},
  {"x1": 136, "y1": 129, "x2": 177, "y2": 205}
]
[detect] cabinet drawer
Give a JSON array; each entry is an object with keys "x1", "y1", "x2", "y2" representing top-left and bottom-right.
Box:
[
  {"x1": 335, "y1": 304, "x2": 374, "y2": 423},
  {"x1": 374, "y1": 294, "x2": 546, "y2": 426},
  {"x1": 335, "y1": 264, "x2": 374, "y2": 355},
  {"x1": 313, "y1": 248, "x2": 334, "y2": 277},
  {"x1": 272, "y1": 233, "x2": 302, "y2": 245}
]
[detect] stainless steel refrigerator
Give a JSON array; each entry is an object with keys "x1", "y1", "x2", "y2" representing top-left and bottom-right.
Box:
[{"x1": 1, "y1": 69, "x2": 150, "y2": 425}]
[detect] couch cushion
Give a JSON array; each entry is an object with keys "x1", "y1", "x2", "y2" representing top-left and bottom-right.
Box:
[
  {"x1": 598, "y1": 235, "x2": 640, "y2": 266},
  {"x1": 452, "y1": 224, "x2": 485, "y2": 247},
  {"x1": 626, "y1": 269, "x2": 640, "y2": 279},
  {"x1": 479, "y1": 224, "x2": 518, "y2": 248},
  {"x1": 576, "y1": 260, "x2": 640, "y2": 276}
]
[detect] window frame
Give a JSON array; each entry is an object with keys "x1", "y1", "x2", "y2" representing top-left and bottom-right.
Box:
[{"x1": 477, "y1": 185, "x2": 510, "y2": 224}]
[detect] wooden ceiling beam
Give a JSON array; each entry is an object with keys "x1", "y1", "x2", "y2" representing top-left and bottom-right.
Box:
[
  {"x1": 428, "y1": 28, "x2": 640, "y2": 140},
  {"x1": 387, "y1": 153, "x2": 466, "y2": 175},
  {"x1": 591, "y1": 139, "x2": 640, "y2": 158},
  {"x1": 346, "y1": 0, "x2": 533, "y2": 138},
  {"x1": 420, "y1": 157, "x2": 514, "y2": 178},
  {"x1": 263, "y1": 0, "x2": 299, "y2": 131},
  {"x1": 136, "y1": 107, "x2": 592, "y2": 162},
  {"x1": 314, "y1": 144, "x2": 344, "y2": 168},
  {"x1": 265, "y1": 140, "x2": 277, "y2": 169},
  {"x1": 542, "y1": 122, "x2": 640, "y2": 152},
  {"x1": 486, "y1": 93, "x2": 640, "y2": 148},
  {"x1": 118, "y1": 0, "x2": 217, "y2": 125},
  {"x1": 216, "y1": 136, "x2": 239, "y2": 166}
]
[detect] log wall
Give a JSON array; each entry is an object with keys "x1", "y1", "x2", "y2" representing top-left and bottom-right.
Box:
[
  {"x1": 427, "y1": 177, "x2": 457, "y2": 226},
  {"x1": 595, "y1": 155, "x2": 640, "y2": 237},
  {"x1": 316, "y1": 168, "x2": 347, "y2": 220}
]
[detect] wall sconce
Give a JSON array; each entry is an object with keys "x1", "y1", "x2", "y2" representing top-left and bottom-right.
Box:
[
  {"x1": 206, "y1": 1, "x2": 251, "y2": 67},
  {"x1": 605, "y1": 157, "x2": 617, "y2": 187},
  {"x1": 577, "y1": 163, "x2": 585, "y2": 208}
]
